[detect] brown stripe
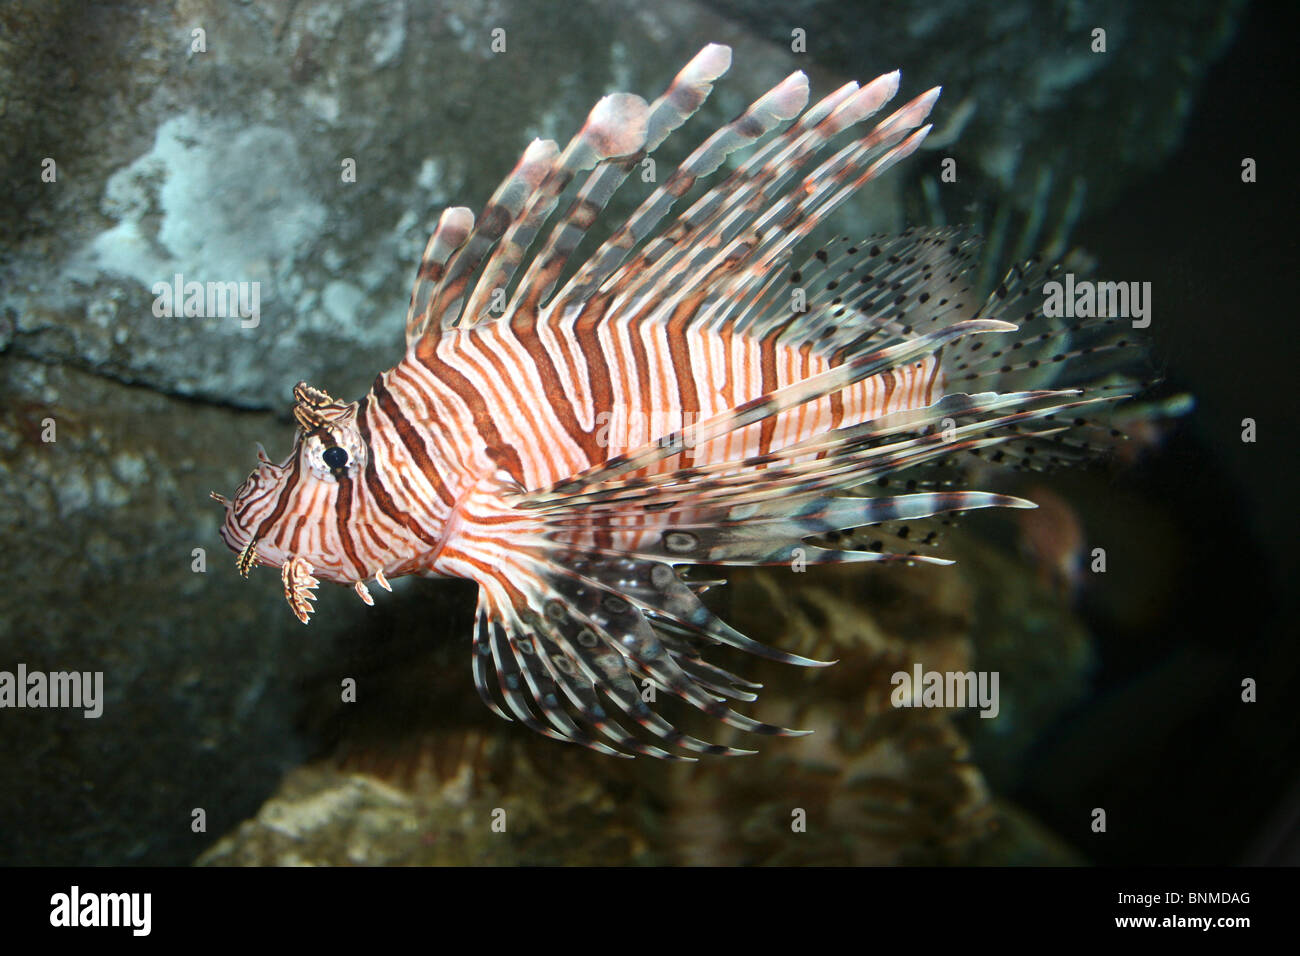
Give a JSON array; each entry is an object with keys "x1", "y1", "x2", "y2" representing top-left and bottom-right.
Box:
[
  {"x1": 234, "y1": 478, "x2": 280, "y2": 524},
  {"x1": 880, "y1": 368, "x2": 897, "y2": 412},
  {"x1": 757, "y1": 330, "x2": 779, "y2": 456},
  {"x1": 356, "y1": 515, "x2": 390, "y2": 558},
  {"x1": 441, "y1": 539, "x2": 525, "y2": 602},
  {"x1": 415, "y1": 336, "x2": 527, "y2": 483},
  {"x1": 719, "y1": 325, "x2": 735, "y2": 407},
  {"x1": 371, "y1": 375, "x2": 454, "y2": 507},
  {"x1": 357, "y1": 401, "x2": 443, "y2": 549},
  {"x1": 926, "y1": 349, "x2": 945, "y2": 402},
  {"x1": 289, "y1": 511, "x2": 310, "y2": 555},
  {"x1": 510, "y1": 312, "x2": 603, "y2": 462},
  {"x1": 572, "y1": 297, "x2": 615, "y2": 452},
  {"x1": 664, "y1": 170, "x2": 697, "y2": 199},
  {"x1": 251, "y1": 451, "x2": 303, "y2": 544},
  {"x1": 665, "y1": 295, "x2": 702, "y2": 420},
  {"x1": 626, "y1": 318, "x2": 654, "y2": 443},
  {"x1": 333, "y1": 474, "x2": 365, "y2": 578},
  {"x1": 469, "y1": 329, "x2": 567, "y2": 480},
  {"x1": 827, "y1": 350, "x2": 845, "y2": 430}
]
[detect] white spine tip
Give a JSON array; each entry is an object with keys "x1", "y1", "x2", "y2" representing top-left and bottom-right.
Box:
[
  {"x1": 870, "y1": 70, "x2": 902, "y2": 100},
  {"x1": 588, "y1": 93, "x2": 650, "y2": 158},
  {"x1": 696, "y1": 42, "x2": 733, "y2": 77},
  {"x1": 522, "y1": 138, "x2": 559, "y2": 161},
  {"x1": 763, "y1": 71, "x2": 811, "y2": 119},
  {"x1": 440, "y1": 206, "x2": 475, "y2": 231}
]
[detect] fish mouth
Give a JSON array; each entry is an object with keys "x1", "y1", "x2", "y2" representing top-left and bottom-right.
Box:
[
  {"x1": 210, "y1": 491, "x2": 255, "y2": 561},
  {"x1": 209, "y1": 441, "x2": 296, "y2": 534}
]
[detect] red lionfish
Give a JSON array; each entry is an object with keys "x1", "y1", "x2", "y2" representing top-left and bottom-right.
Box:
[{"x1": 213, "y1": 44, "x2": 1147, "y2": 759}]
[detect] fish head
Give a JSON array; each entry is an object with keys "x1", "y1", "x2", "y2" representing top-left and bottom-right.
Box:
[{"x1": 212, "y1": 382, "x2": 373, "y2": 621}]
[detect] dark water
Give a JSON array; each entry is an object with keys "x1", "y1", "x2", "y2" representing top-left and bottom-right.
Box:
[{"x1": 1026, "y1": 0, "x2": 1298, "y2": 864}]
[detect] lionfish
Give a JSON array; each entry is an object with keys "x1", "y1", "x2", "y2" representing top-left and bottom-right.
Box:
[{"x1": 213, "y1": 44, "x2": 1147, "y2": 759}]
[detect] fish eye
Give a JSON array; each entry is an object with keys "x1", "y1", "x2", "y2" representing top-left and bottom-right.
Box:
[{"x1": 302, "y1": 428, "x2": 365, "y2": 481}]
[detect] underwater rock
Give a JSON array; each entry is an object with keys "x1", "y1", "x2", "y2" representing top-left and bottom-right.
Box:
[
  {"x1": 198, "y1": 733, "x2": 658, "y2": 866},
  {"x1": 0, "y1": 359, "x2": 366, "y2": 865},
  {"x1": 1, "y1": 0, "x2": 879, "y2": 408},
  {"x1": 198, "y1": 535, "x2": 1089, "y2": 865}
]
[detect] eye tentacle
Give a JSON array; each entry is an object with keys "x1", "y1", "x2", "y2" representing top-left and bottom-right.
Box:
[{"x1": 291, "y1": 380, "x2": 368, "y2": 481}]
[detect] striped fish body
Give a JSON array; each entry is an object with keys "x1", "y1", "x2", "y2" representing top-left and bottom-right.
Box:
[
  {"x1": 216, "y1": 44, "x2": 1150, "y2": 759},
  {"x1": 221, "y1": 311, "x2": 945, "y2": 582},
  {"x1": 415, "y1": 314, "x2": 946, "y2": 489}
]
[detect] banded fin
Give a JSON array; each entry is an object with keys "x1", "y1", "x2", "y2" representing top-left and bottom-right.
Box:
[
  {"x1": 460, "y1": 93, "x2": 651, "y2": 326},
  {"x1": 537, "y1": 490, "x2": 1035, "y2": 569},
  {"x1": 405, "y1": 206, "x2": 475, "y2": 344},
  {"x1": 552, "y1": 67, "x2": 817, "y2": 309},
  {"x1": 406, "y1": 43, "x2": 942, "y2": 357},
  {"x1": 565, "y1": 76, "x2": 938, "y2": 338},
  {"x1": 443, "y1": 451, "x2": 1038, "y2": 759},
  {"x1": 814, "y1": 513, "x2": 954, "y2": 560},
  {"x1": 407, "y1": 92, "x2": 650, "y2": 340},
  {"x1": 447, "y1": 491, "x2": 825, "y2": 758},
  {"x1": 728, "y1": 227, "x2": 985, "y2": 354},
  {"x1": 508, "y1": 42, "x2": 738, "y2": 314},
  {"x1": 941, "y1": 253, "x2": 1158, "y2": 468}
]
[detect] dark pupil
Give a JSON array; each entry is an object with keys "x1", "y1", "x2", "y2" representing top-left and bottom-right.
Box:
[{"x1": 322, "y1": 446, "x2": 349, "y2": 470}]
